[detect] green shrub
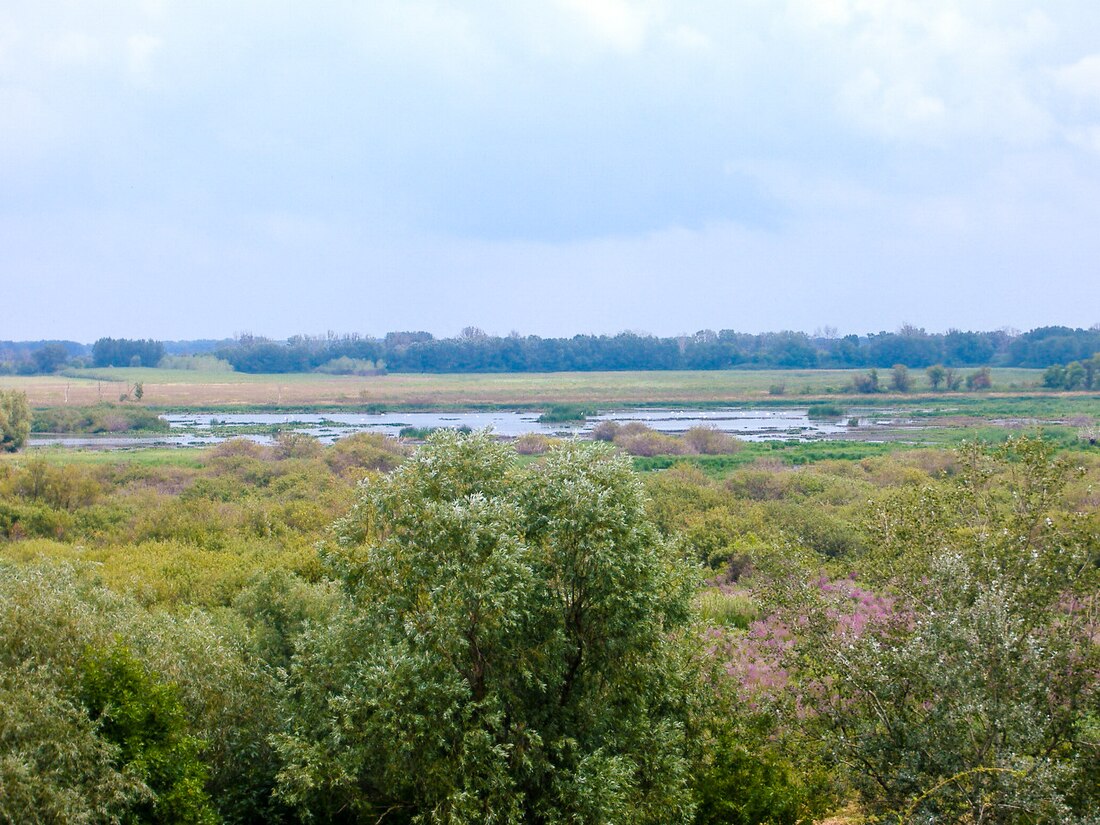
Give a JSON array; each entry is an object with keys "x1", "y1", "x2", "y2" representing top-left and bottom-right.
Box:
[
  {"x1": 79, "y1": 641, "x2": 217, "y2": 825},
  {"x1": 32, "y1": 404, "x2": 169, "y2": 434},
  {"x1": 806, "y1": 402, "x2": 844, "y2": 419},
  {"x1": 537, "y1": 403, "x2": 597, "y2": 423}
]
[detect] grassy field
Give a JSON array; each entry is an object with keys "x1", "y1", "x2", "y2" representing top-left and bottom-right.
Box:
[{"x1": 0, "y1": 366, "x2": 1053, "y2": 409}]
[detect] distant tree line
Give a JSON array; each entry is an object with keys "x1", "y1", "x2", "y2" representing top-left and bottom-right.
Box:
[
  {"x1": 90, "y1": 338, "x2": 165, "y2": 368},
  {"x1": 213, "y1": 326, "x2": 1100, "y2": 375},
  {"x1": 2, "y1": 326, "x2": 1099, "y2": 375}
]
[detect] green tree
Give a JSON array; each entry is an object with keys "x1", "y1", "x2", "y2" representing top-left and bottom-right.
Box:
[
  {"x1": 944, "y1": 366, "x2": 963, "y2": 391},
  {"x1": 31, "y1": 343, "x2": 70, "y2": 374},
  {"x1": 889, "y1": 364, "x2": 913, "y2": 392},
  {"x1": 925, "y1": 364, "x2": 946, "y2": 391},
  {"x1": 0, "y1": 390, "x2": 31, "y2": 452},
  {"x1": 1044, "y1": 363, "x2": 1067, "y2": 389},
  {"x1": 276, "y1": 431, "x2": 698, "y2": 824},
  {"x1": 1064, "y1": 360, "x2": 1086, "y2": 390},
  {"x1": 79, "y1": 641, "x2": 217, "y2": 825}
]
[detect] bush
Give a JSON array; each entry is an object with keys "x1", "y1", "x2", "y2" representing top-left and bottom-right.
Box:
[
  {"x1": 0, "y1": 390, "x2": 31, "y2": 451},
  {"x1": 613, "y1": 423, "x2": 688, "y2": 456},
  {"x1": 537, "y1": 403, "x2": 597, "y2": 423},
  {"x1": 314, "y1": 356, "x2": 383, "y2": 375},
  {"x1": 890, "y1": 364, "x2": 913, "y2": 392},
  {"x1": 591, "y1": 420, "x2": 620, "y2": 441},
  {"x1": 683, "y1": 426, "x2": 741, "y2": 455},
  {"x1": 324, "y1": 432, "x2": 410, "y2": 476},
  {"x1": 966, "y1": 366, "x2": 992, "y2": 390},
  {"x1": 79, "y1": 642, "x2": 217, "y2": 824},
  {"x1": 806, "y1": 403, "x2": 844, "y2": 419},
  {"x1": 32, "y1": 404, "x2": 169, "y2": 434},
  {"x1": 159, "y1": 355, "x2": 234, "y2": 372},
  {"x1": 850, "y1": 369, "x2": 880, "y2": 393},
  {"x1": 272, "y1": 432, "x2": 322, "y2": 460},
  {"x1": 760, "y1": 438, "x2": 1100, "y2": 822},
  {"x1": 513, "y1": 433, "x2": 553, "y2": 455}
]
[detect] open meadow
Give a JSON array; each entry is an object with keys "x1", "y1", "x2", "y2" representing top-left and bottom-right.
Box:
[{"x1": 0, "y1": 366, "x2": 1052, "y2": 409}]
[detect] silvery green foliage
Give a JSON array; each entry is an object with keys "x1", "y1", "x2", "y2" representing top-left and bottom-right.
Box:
[
  {"x1": 0, "y1": 390, "x2": 30, "y2": 452},
  {"x1": 276, "y1": 430, "x2": 697, "y2": 824},
  {"x1": 0, "y1": 562, "x2": 285, "y2": 824},
  {"x1": 0, "y1": 666, "x2": 150, "y2": 824},
  {"x1": 764, "y1": 437, "x2": 1100, "y2": 824}
]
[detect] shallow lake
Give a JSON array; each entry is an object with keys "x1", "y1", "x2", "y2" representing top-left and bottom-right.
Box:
[{"x1": 29, "y1": 407, "x2": 914, "y2": 449}]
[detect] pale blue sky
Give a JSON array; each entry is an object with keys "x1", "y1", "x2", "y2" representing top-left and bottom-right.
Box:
[{"x1": 3, "y1": 1, "x2": 1099, "y2": 341}]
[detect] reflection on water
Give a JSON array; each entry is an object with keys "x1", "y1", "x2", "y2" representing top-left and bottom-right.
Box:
[{"x1": 30, "y1": 407, "x2": 897, "y2": 450}]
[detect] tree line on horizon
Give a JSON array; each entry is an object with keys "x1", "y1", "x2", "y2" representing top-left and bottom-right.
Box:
[{"x1": 2, "y1": 325, "x2": 1099, "y2": 375}]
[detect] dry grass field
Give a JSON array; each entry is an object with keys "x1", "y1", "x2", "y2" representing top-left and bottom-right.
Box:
[{"x1": 1, "y1": 366, "x2": 1045, "y2": 409}]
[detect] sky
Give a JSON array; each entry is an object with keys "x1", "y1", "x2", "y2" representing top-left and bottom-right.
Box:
[{"x1": 3, "y1": 0, "x2": 1100, "y2": 342}]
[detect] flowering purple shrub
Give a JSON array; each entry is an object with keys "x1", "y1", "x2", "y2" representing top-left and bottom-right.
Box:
[{"x1": 740, "y1": 437, "x2": 1100, "y2": 823}]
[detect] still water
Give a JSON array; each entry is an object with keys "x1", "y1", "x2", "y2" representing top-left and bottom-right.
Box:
[{"x1": 30, "y1": 407, "x2": 892, "y2": 449}]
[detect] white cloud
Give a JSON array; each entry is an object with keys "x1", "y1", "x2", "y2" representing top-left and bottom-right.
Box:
[
  {"x1": 1052, "y1": 53, "x2": 1100, "y2": 100},
  {"x1": 47, "y1": 31, "x2": 100, "y2": 65},
  {"x1": 126, "y1": 32, "x2": 161, "y2": 84},
  {"x1": 665, "y1": 24, "x2": 710, "y2": 52},
  {"x1": 784, "y1": 0, "x2": 1055, "y2": 144},
  {"x1": 553, "y1": 0, "x2": 654, "y2": 55},
  {"x1": 1066, "y1": 125, "x2": 1100, "y2": 154}
]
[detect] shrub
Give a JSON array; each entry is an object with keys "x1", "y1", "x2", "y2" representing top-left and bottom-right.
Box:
[
  {"x1": 0, "y1": 390, "x2": 31, "y2": 451},
  {"x1": 613, "y1": 423, "x2": 688, "y2": 456},
  {"x1": 590, "y1": 420, "x2": 620, "y2": 441},
  {"x1": 683, "y1": 426, "x2": 741, "y2": 455},
  {"x1": 966, "y1": 366, "x2": 992, "y2": 390},
  {"x1": 79, "y1": 642, "x2": 217, "y2": 825},
  {"x1": 537, "y1": 403, "x2": 597, "y2": 423},
  {"x1": 806, "y1": 403, "x2": 844, "y2": 419},
  {"x1": 272, "y1": 432, "x2": 323, "y2": 460},
  {"x1": 890, "y1": 364, "x2": 913, "y2": 392},
  {"x1": 513, "y1": 433, "x2": 553, "y2": 455},
  {"x1": 159, "y1": 355, "x2": 234, "y2": 372},
  {"x1": 314, "y1": 356, "x2": 383, "y2": 375},
  {"x1": 850, "y1": 369, "x2": 880, "y2": 393},
  {"x1": 324, "y1": 432, "x2": 410, "y2": 476}
]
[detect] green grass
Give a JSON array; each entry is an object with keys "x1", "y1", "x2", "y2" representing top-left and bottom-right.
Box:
[
  {"x1": 4, "y1": 446, "x2": 208, "y2": 468},
  {"x1": 20, "y1": 366, "x2": 1054, "y2": 410},
  {"x1": 696, "y1": 589, "x2": 759, "y2": 630}
]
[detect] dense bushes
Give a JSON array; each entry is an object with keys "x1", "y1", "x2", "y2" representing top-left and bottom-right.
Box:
[
  {"x1": 32, "y1": 404, "x2": 169, "y2": 434},
  {"x1": 0, "y1": 390, "x2": 30, "y2": 451},
  {"x1": 592, "y1": 422, "x2": 741, "y2": 457},
  {"x1": 1, "y1": 433, "x2": 1097, "y2": 822}
]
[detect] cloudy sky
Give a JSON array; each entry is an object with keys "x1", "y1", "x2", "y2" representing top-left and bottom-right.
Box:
[{"x1": 3, "y1": 1, "x2": 1099, "y2": 341}]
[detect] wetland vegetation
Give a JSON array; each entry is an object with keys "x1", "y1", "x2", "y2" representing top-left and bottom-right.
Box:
[{"x1": 1, "y1": 336, "x2": 1098, "y2": 823}]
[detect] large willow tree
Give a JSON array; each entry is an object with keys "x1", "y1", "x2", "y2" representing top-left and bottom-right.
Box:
[{"x1": 275, "y1": 431, "x2": 698, "y2": 824}]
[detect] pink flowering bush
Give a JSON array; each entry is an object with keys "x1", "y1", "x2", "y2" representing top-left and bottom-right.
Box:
[{"x1": 746, "y1": 438, "x2": 1100, "y2": 824}]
